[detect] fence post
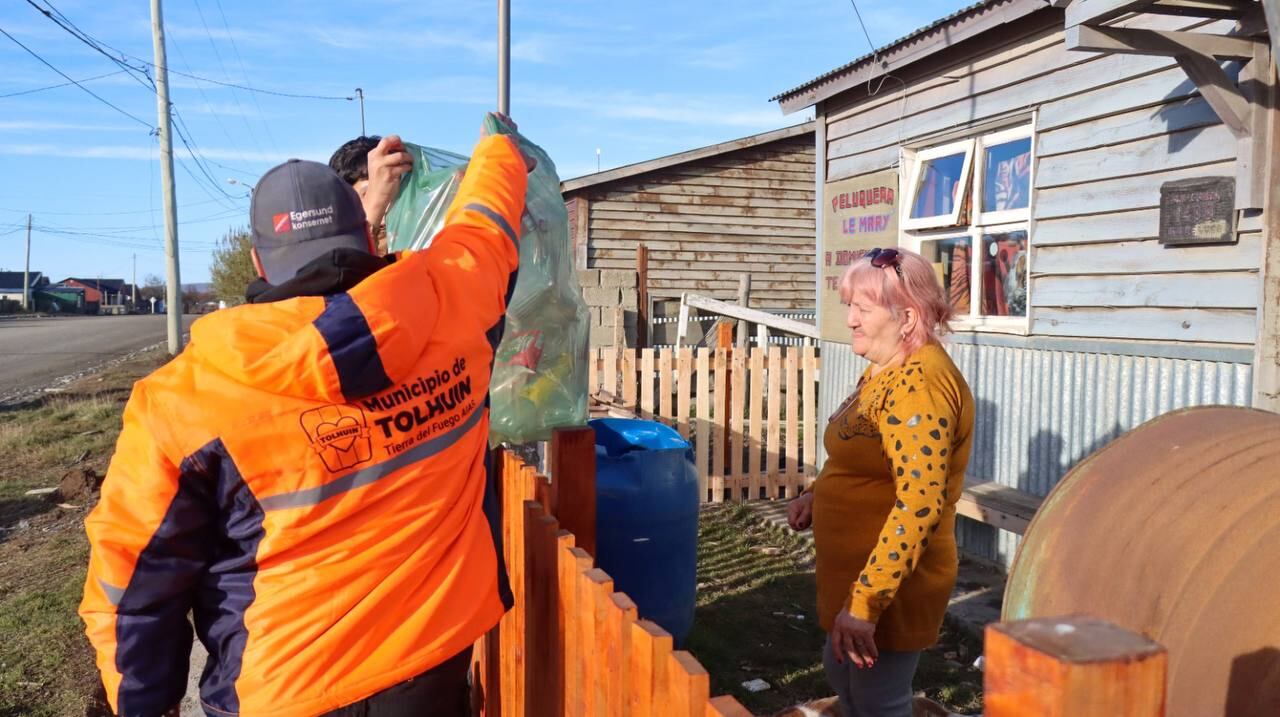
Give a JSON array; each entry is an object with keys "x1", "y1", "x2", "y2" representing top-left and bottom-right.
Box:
[
  {"x1": 551, "y1": 427, "x2": 597, "y2": 557},
  {"x1": 985, "y1": 615, "x2": 1167, "y2": 717},
  {"x1": 637, "y1": 244, "x2": 649, "y2": 348}
]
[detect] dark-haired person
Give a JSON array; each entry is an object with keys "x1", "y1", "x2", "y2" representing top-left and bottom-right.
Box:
[
  {"x1": 82, "y1": 116, "x2": 531, "y2": 717},
  {"x1": 330, "y1": 134, "x2": 412, "y2": 253}
]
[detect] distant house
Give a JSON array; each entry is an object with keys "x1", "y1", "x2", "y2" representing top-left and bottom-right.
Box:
[
  {"x1": 57, "y1": 277, "x2": 128, "y2": 312},
  {"x1": 0, "y1": 271, "x2": 47, "y2": 306},
  {"x1": 561, "y1": 122, "x2": 817, "y2": 347},
  {"x1": 35, "y1": 286, "x2": 85, "y2": 313}
]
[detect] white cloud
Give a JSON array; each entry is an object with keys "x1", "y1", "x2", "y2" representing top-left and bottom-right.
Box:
[
  {"x1": 164, "y1": 23, "x2": 274, "y2": 46},
  {"x1": 517, "y1": 87, "x2": 785, "y2": 129},
  {"x1": 686, "y1": 43, "x2": 754, "y2": 71},
  {"x1": 185, "y1": 102, "x2": 266, "y2": 118},
  {"x1": 364, "y1": 76, "x2": 492, "y2": 105},
  {"x1": 0, "y1": 121, "x2": 137, "y2": 132},
  {"x1": 0, "y1": 142, "x2": 327, "y2": 163}
]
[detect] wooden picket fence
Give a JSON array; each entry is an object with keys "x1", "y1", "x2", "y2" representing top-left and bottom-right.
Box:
[
  {"x1": 588, "y1": 346, "x2": 822, "y2": 502},
  {"x1": 474, "y1": 430, "x2": 752, "y2": 717}
]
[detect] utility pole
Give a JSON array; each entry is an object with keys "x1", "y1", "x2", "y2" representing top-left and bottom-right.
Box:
[
  {"x1": 355, "y1": 88, "x2": 365, "y2": 136},
  {"x1": 151, "y1": 0, "x2": 183, "y2": 354},
  {"x1": 132, "y1": 253, "x2": 137, "y2": 307},
  {"x1": 22, "y1": 214, "x2": 30, "y2": 312},
  {"x1": 497, "y1": 0, "x2": 510, "y2": 115}
]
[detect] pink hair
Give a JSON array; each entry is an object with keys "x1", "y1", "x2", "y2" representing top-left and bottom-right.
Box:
[{"x1": 838, "y1": 248, "x2": 954, "y2": 356}]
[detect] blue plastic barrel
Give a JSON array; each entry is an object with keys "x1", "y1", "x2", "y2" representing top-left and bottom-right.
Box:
[{"x1": 591, "y1": 418, "x2": 699, "y2": 645}]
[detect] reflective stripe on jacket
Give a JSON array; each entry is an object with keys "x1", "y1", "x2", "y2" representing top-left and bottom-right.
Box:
[{"x1": 80, "y1": 134, "x2": 528, "y2": 717}]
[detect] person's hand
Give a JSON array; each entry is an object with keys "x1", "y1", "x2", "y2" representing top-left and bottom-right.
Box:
[
  {"x1": 363, "y1": 134, "x2": 413, "y2": 229},
  {"x1": 831, "y1": 609, "x2": 879, "y2": 669},
  {"x1": 787, "y1": 491, "x2": 814, "y2": 531},
  {"x1": 491, "y1": 112, "x2": 518, "y2": 131},
  {"x1": 480, "y1": 113, "x2": 536, "y2": 173}
]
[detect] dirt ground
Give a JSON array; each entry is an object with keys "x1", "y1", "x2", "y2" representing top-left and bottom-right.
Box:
[{"x1": 687, "y1": 504, "x2": 985, "y2": 715}]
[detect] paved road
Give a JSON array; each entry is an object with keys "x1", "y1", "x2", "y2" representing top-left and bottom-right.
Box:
[{"x1": 0, "y1": 314, "x2": 194, "y2": 398}]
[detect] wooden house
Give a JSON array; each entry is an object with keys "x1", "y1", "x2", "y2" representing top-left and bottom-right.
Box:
[
  {"x1": 562, "y1": 123, "x2": 817, "y2": 346},
  {"x1": 772, "y1": 0, "x2": 1279, "y2": 565}
]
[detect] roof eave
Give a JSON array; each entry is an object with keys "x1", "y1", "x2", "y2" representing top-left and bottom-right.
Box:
[
  {"x1": 772, "y1": 0, "x2": 1052, "y2": 114},
  {"x1": 561, "y1": 121, "x2": 815, "y2": 193}
]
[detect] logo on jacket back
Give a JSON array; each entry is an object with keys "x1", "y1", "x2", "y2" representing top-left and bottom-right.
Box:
[{"x1": 299, "y1": 405, "x2": 373, "y2": 472}]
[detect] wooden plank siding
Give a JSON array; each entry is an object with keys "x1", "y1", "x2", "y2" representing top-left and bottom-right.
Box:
[
  {"x1": 571, "y1": 135, "x2": 816, "y2": 310},
  {"x1": 814, "y1": 8, "x2": 1260, "y2": 347}
]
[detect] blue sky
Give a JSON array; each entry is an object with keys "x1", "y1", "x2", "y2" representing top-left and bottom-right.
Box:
[{"x1": 0, "y1": 0, "x2": 969, "y2": 284}]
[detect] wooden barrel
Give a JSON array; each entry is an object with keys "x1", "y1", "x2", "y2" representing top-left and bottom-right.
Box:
[{"x1": 1004, "y1": 406, "x2": 1280, "y2": 717}]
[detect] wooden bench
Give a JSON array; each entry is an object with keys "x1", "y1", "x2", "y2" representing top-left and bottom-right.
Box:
[{"x1": 956, "y1": 480, "x2": 1045, "y2": 535}]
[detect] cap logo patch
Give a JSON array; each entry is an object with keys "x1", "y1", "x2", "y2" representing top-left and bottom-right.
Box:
[{"x1": 273, "y1": 213, "x2": 292, "y2": 234}]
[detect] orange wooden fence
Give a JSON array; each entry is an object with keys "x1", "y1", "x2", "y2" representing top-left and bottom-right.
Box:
[
  {"x1": 588, "y1": 346, "x2": 821, "y2": 503},
  {"x1": 474, "y1": 430, "x2": 752, "y2": 717}
]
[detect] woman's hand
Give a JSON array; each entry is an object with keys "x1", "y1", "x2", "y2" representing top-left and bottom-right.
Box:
[
  {"x1": 787, "y1": 491, "x2": 814, "y2": 531},
  {"x1": 831, "y1": 609, "x2": 879, "y2": 669}
]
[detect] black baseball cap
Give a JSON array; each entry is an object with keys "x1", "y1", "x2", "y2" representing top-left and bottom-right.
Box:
[{"x1": 250, "y1": 159, "x2": 370, "y2": 285}]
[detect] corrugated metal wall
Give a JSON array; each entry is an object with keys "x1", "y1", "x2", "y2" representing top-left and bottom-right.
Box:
[{"x1": 818, "y1": 338, "x2": 1254, "y2": 567}]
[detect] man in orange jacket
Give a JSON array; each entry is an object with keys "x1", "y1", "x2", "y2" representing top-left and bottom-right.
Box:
[{"x1": 81, "y1": 117, "x2": 530, "y2": 716}]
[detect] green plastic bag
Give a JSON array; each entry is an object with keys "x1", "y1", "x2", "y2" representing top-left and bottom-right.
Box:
[{"x1": 385, "y1": 115, "x2": 589, "y2": 445}]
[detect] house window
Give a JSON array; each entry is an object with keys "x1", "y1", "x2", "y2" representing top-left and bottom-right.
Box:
[
  {"x1": 901, "y1": 122, "x2": 1033, "y2": 330},
  {"x1": 903, "y1": 139, "x2": 974, "y2": 230}
]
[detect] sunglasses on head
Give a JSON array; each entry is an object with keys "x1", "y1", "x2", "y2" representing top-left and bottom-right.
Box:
[{"x1": 866, "y1": 247, "x2": 903, "y2": 277}]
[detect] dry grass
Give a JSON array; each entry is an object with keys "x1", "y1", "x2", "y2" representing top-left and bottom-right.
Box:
[{"x1": 0, "y1": 350, "x2": 167, "y2": 717}]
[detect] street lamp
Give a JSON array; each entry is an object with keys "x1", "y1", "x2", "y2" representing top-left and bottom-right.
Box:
[{"x1": 226, "y1": 177, "x2": 254, "y2": 197}]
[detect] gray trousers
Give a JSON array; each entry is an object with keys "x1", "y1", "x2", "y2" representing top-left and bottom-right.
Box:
[{"x1": 822, "y1": 636, "x2": 921, "y2": 717}]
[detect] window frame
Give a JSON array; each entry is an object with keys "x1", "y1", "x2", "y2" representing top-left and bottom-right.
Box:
[
  {"x1": 897, "y1": 118, "x2": 1036, "y2": 333},
  {"x1": 973, "y1": 124, "x2": 1035, "y2": 226},
  {"x1": 901, "y1": 138, "x2": 976, "y2": 231}
]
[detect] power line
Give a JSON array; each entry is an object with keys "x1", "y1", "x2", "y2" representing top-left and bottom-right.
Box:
[
  {"x1": 25, "y1": 0, "x2": 353, "y2": 102},
  {"x1": 171, "y1": 106, "x2": 246, "y2": 208},
  {"x1": 0, "y1": 69, "x2": 128, "y2": 99},
  {"x1": 19, "y1": 0, "x2": 263, "y2": 199},
  {"x1": 0, "y1": 197, "x2": 225, "y2": 217},
  {"x1": 212, "y1": 0, "x2": 279, "y2": 151},
  {"x1": 0, "y1": 25, "x2": 154, "y2": 129},
  {"x1": 167, "y1": 27, "x2": 249, "y2": 161},
  {"x1": 191, "y1": 0, "x2": 265, "y2": 155},
  {"x1": 38, "y1": 208, "x2": 243, "y2": 234},
  {"x1": 847, "y1": 0, "x2": 878, "y2": 58},
  {"x1": 32, "y1": 225, "x2": 218, "y2": 251}
]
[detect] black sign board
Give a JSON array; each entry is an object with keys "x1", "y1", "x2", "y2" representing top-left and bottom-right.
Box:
[{"x1": 1159, "y1": 177, "x2": 1236, "y2": 246}]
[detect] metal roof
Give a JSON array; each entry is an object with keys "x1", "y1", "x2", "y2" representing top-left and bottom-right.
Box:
[
  {"x1": 561, "y1": 121, "x2": 814, "y2": 193},
  {"x1": 768, "y1": 0, "x2": 1049, "y2": 110}
]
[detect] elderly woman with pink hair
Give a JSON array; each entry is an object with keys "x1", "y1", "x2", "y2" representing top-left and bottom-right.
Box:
[{"x1": 788, "y1": 248, "x2": 975, "y2": 717}]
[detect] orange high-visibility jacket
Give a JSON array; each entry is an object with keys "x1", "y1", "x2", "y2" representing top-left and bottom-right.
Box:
[{"x1": 80, "y1": 135, "x2": 528, "y2": 717}]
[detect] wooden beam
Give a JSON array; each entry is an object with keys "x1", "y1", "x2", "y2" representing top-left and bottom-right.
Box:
[
  {"x1": 955, "y1": 480, "x2": 1044, "y2": 535},
  {"x1": 1065, "y1": 0, "x2": 1160, "y2": 28},
  {"x1": 682, "y1": 292, "x2": 821, "y2": 340},
  {"x1": 1175, "y1": 50, "x2": 1253, "y2": 137},
  {"x1": 1263, "y1": 1, "x2": 1280, "y2": 71},
  {"x1": 572, "y1": 196, "x2": 589, "y2": 271},
  {"x1": 1253, "y1": 57, "x2": 1280, "y2": 410},
  {"x1": 985, "y1": 616, "x2": 1168, "y2": 717},
  {"x1": 1065, "y1": 24, "x2": 1262, "y2": 59},
  {"x1": 636, "y1": 245, "x2": 649, "y2": 349},
  {"x1": 734, "y1": 274, "x2": 751, "y2": 350},
  {"x1": 1143, "y1": 0, "x2": 1255, "y2": 20},
  {"x1": 1235, "y1": 39, "x2": 1271, "y2": 209}
]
